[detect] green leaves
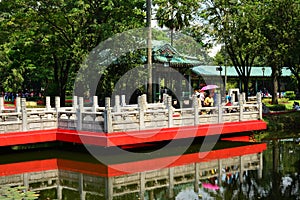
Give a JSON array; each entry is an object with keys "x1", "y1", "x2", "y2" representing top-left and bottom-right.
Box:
[
  {"x1": 154, "y1": 0, "x2": 200, "y2": 30},
  {"x1": 0, "y1": 186, "x2": 39, "y2": 200},
  {"x1": 0, "y1": 0, "x2": 146, "y2": 101}
]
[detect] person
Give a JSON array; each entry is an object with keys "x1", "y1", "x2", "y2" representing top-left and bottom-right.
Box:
[
  {"x1": 293, "y1": 101, "x2": 300, "y2": 110},
  {"x1": 225, "y1": 92, "x2": 231, "y2": 103},
  {"x1": 192, "y1": 88, "x2": 200, "y2": 98},
  {"x1": 199, "y1": 89, "x2": 205, "y2": 107},
  {"x1": 204, "y1": 93, "x2": 214, "y2": 107}
]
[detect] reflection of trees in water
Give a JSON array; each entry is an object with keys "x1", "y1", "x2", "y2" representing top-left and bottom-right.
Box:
[
  {"x1": 218, "y1": 139, "x2": 300, "y2": 200},
  {"x1": 261, "y1": 139, "x2": 300, "y2": 199}
]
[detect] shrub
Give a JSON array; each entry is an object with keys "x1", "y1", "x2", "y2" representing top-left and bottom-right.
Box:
[
  {"x1": 278, "y1": 98, "x2": 289, "y2": 103},
  {"x1": 284, "y1": 91, "x2": 296, "y2": 100},
  {"x1": 267, "y1": 104, "x2": 286, "y2": 111}
]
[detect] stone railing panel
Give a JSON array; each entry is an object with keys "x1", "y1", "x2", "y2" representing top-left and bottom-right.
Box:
[
  {"x1": 81, "y1": 112, "x2": 105, "y2": 132},
  {"x1": 0, "y1": 93, "x2": 263, "y2": 134}
]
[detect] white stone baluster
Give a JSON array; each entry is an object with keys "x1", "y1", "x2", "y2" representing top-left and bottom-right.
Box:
[
  {"x1": 138, "y1": 96, "x2": 145, "y2": 130},
  {"x1": 92, "y1": 96, "x2": 98, "y2": 112},
  {"x1": 46, "y1": 96, "x2": 51, "y2": 111},
  {"x1": 217, "y1": 93, "x2": 223, "y2": 123},
  {"x1": 21, "y1": 98, "x2": 27, "y2": 131},
  {"x1": 104, "y1": 97, "x2": 112, "y2": 133},
  {"x1": 72, "y1": 96, "x2": 78, "y2": 111},
  {"x1": 239, "y1": 94, "x2": 244, "y2": 121},
  {"x1": 55, "y1": 96, "x2": 60, "y2": 111},
  {"x1": 77, "y1": 97, "x2": 84, "y2": 130},
  {"x1": 257, "y1": 92, "x2": 262, "y2": 119},
  {"x1": 167, "y1": 96, "x2": 173, "y2": 127},
  {"x1": 0, "y1": 97, "x2": 4, "y2": 112},
  {"x1": 193, "y1": 95, "x2": 199, "y2": 125},
  {"x1": 16, "y1": 96, "x2": 21, "y2": 113}
]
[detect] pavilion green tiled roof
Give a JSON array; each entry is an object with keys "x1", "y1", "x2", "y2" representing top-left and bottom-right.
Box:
[
  {"x1": 152, "y1": 41, "x2": 201, "y2": 67},
  {"x1": 192, "y1": 66, "x2": 292, "y2": 77}
]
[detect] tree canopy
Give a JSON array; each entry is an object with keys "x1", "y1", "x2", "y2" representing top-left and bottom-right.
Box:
[
  {"x1": 0, "y1": 0, "x2": 146, "y2": 105},
  {"x1": 199, "y1": 0, "x2": 300, "y2": 102},
  {"x1": 1, "y1": 0, "x2": 300, "y2": 105}
]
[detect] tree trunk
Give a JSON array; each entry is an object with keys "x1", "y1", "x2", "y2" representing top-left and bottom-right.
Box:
[
  {"x1": 272, "y1": 66, "x2": 279, "y2": 104},
  {"x1": 146, "y1": 0, "x2": 152, "y2": 103},
  {"x1": 297, "y1": 76, "x2": 300, "y2": 99},
  {"x1": 243, "y1": 77, "x2": 250, "y2": 100},
  {"x1": 60, "y1": 88, "x2": 66, "y2": 107}
]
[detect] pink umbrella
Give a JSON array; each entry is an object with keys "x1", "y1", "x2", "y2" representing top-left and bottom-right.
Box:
[
  {"x1": 201, "y1": 85, "x2": 219, "y2": 91},
  {"x1": 202, "y1": 183, "x2": 220, "y2": 190}
]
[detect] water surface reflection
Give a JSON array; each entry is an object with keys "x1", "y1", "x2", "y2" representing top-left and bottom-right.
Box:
[{"x1": 0, "y1": 137, "x2": 299, "y2": 200}]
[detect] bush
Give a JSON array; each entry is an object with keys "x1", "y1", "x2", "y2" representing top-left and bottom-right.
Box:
[
  {"x1": 267, "y1": 104, "x2": 286, "y2": 111},
  {"x1": 284, "y1": 91, "x2": 296, "y2": 100},
  {"x1": 278, "y1": 98, "x2": 289, "y2": 103}
]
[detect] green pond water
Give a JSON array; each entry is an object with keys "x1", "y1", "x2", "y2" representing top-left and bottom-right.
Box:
[{"x1": 0, "y1": 132, "x2": 299, "y2": 200}]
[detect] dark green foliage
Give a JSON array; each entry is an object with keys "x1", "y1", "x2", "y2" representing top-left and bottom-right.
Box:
[
  {"x1": 0, "y1": 0, "x2": 146, "y2": 105},
  {"x1": 284, "y1": 91, "x2": 296, "y2": 100},
  {"x1": 267, "y1": 104, "x2": 286, "y2": 111}
]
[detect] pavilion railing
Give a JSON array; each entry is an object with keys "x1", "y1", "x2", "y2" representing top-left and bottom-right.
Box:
[{"x1": 0, "y1": 92, "x2": 263, "y2": 134}]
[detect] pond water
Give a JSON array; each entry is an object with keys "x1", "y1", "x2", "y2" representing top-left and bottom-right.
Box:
[{"x1": 0, "y1": 133, "x2": 299, "y2": 200}]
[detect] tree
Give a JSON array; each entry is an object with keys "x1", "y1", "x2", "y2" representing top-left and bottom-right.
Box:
[
  {"x1": 0, "y1": 0, "x2": 146, "y2": 105},
  {"x1": 260, "y1": 0, "x2": 299, "y2": 104},
  {"x1": 154, "y1": 0, "x2": 201, "y2": 45},
  {"x1": 262, "y1": 0, "x2": 300, "y2": 100},
  {"x1": 199, "y1": 0, "x2": 267, "y2": 98}
]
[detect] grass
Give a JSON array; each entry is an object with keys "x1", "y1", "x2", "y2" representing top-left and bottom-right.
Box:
[{"x1": 262, "y1": 97, "x2": 300, "y2": 110}]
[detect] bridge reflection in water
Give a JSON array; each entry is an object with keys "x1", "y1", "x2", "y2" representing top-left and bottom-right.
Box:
[{"x1": 0, "y1": 140, "x2": 266, "y2": 200}]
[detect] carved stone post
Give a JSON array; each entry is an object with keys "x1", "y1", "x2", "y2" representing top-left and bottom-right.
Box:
[
  {"x1": 15, "y1": 96, "x2": 21, "y2": 113},
  {"x1": 193, "y1": 95, "x2": 199, "y2": 125},
  {"x1": 138, "y1": 94, "x2": 147, "y2": 111},
  {"x1": 217, "y1": 93, "x2": 223, "y2": 123},
  {"x1": 140, "y1": 172, "x2": 145, "y2": 200},
  {"x1": 78, "y1": 173, "x2": 85, "y2": 200},
  {"x1": 168, "y1": 167, "x2": 174, "y2": 199},
  {"x1": 194, "y1": 163, "x2": 200, "y2": 193},
  {"x1": 218, "y1": 159, "x2": 223, "y2": 184},
  {"x1": 114, "y1": 95, "x2": 121, "y2": 112},
  {"x1": 113, "y1": 95, "x2": 121, "y2": 122},
  {"x1": 258, "y1": 153, "x2": 263, "y2": 179},
  {"x1": 239, "y1": 94, "x2": 244, "y2": 121},
  {"x1": 77, "y1": 97, "x2": 84, "y2": 130},
  {"x1": 57, "y1": 185, "x2": 62, "y2": 200},
  {"x1": 105, "y1": 177, "x2": 113, "y2": 200},
  {"x1": 163, "y1": 93, "x2": 168, "y2": 106},
  {"x1": 0, "y1": 97, "x2": 4, "y2": 112},
  {"x1": 104, "y1": 97, "x2": 112, "y2": 133},
  {"x1": 21, "y1": 98, "x2": 27, "y2": 131},
  {"x1": 23, "y1": 173, "x2": 29, "y2": 189},
  {"x1": 92, "y1": 96, "x2": 98, "y2": 112},
  {"x1": 46, "y1": 96, "x2": 51, "y2": 111},
  {"x1": 167, "y1": 96, "x2": 173, "y2": 127},
  {"x1": 257, "y1": 92, "x2": 262, "y2": 119},
  {"x1": 142, "y1": 94, "x2": 147, "y2": 107},
  {"x1": 231, "y1": 93, "x2": 235, "y2": 103},
  {"x1": 121, "y1": 95, "x2": 126, "y2": 106},
  {"x1": 239, "y1": 155, "x2": 244, "y2": 183},
  {"x1": 242, "y1": 92, "x2": 246, "y2": 104},
  {"x1": 72, "y1": 96, "x2": 78, "y2": 111},
  {"x1": 55, "y1": 96, "x2": 60, "y2": 111},
  {"x1": 138, "y1": 96, "x2": 145, "y2": 130}
]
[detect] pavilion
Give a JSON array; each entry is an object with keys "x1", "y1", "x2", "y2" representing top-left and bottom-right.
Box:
[{"x1": 191, "y1": 66, "x2": 293, "y2": 95}]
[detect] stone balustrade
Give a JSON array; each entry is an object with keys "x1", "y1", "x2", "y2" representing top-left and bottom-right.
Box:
[
  {"x1": 0, "y1": 151, "x2": 263, "y2": 200},
  {"x1": 0, "y1": 92, "x2": 263, "y2": 134}
]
